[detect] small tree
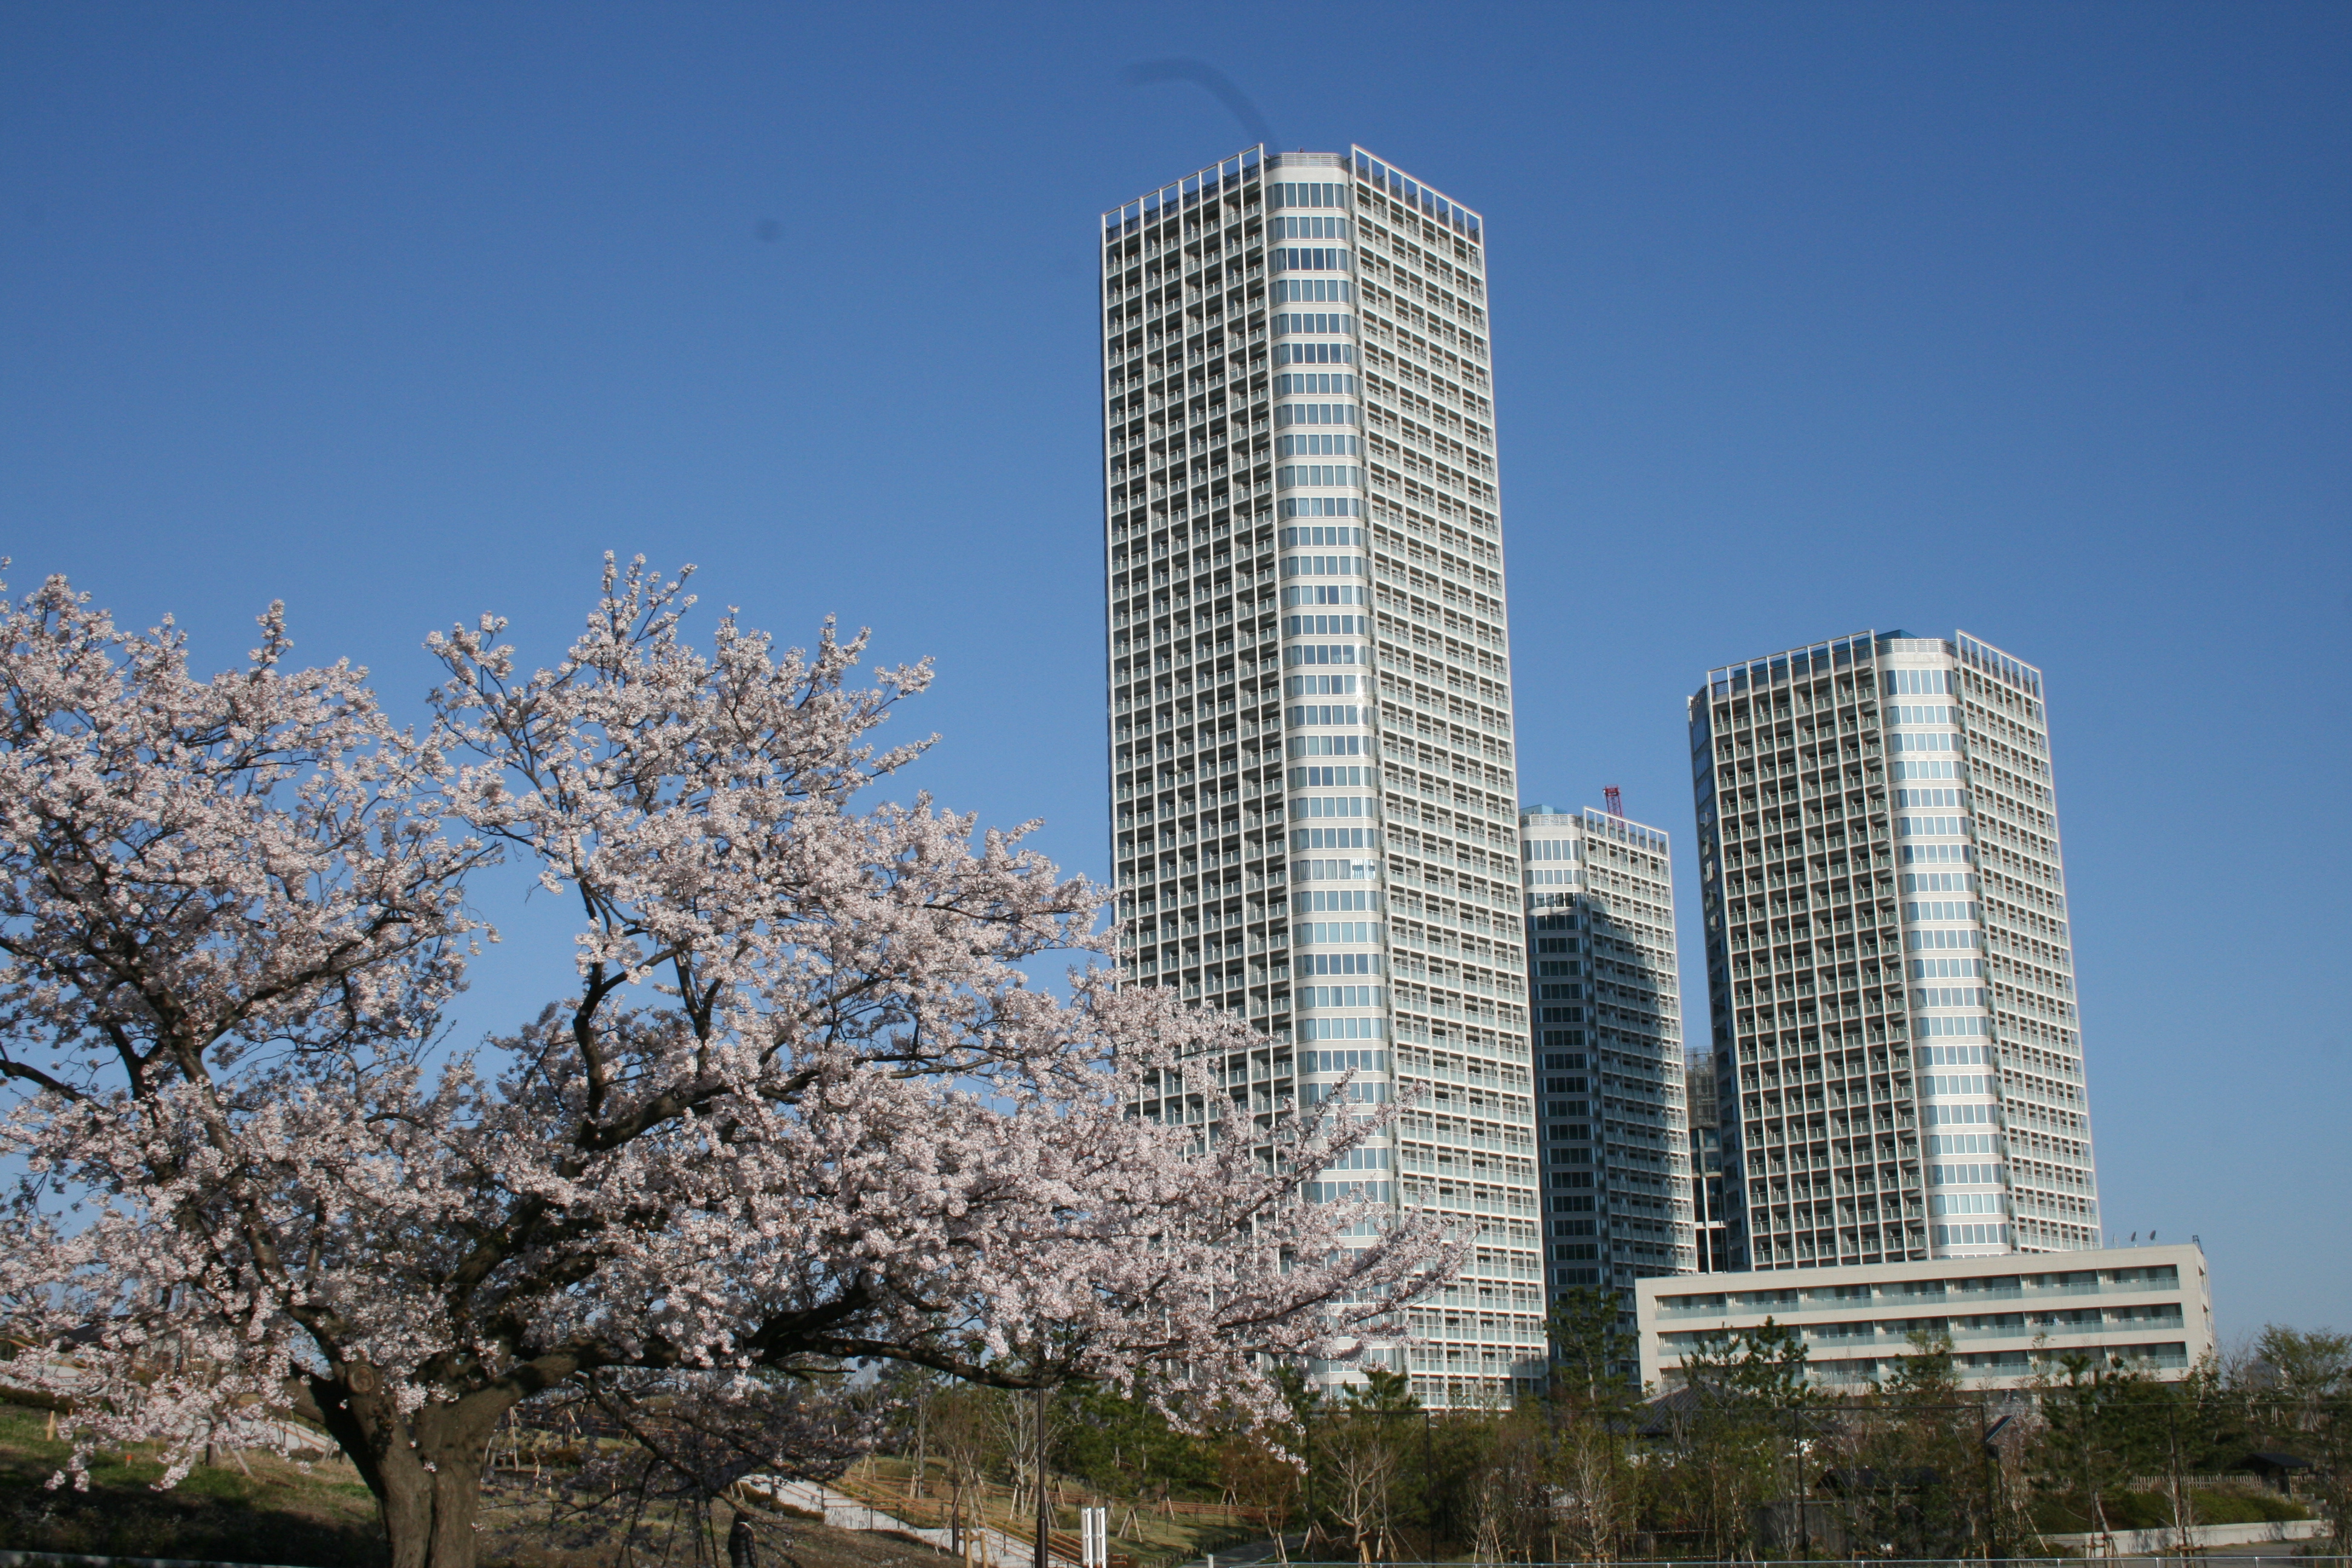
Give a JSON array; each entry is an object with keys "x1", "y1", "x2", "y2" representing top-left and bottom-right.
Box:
[
  {"x1": 2027, "y1": 1351, "x2": 2167, "y2": 1538},
  {"x1": 1311, "y1": 1368, "x2": 1421, "y2": 1564},
  {"x1": 1218, "y1": 1423, "x2": 1305, "y2": 1560},
  {"x1": 1544, "y1": 1287, "x2": 1639, "y2": 1563},
  {"x1": 1655, "y1": 1318, "x2": 1816, "y2": 1557},
  {"x1": 563, "y1": 1369, "x2": 869, "y2": 1563},
  {"x1": 1059, "y1": 1380, "x2": 1221, "y2": 1501},
  {"x1": 875, "y1": 1361, "x2": 947, "y2": 1495},
  {"x1": 2242, "y1": 1325, "x2": 2351, "y2": 1553},
  {"x1": 1465, "y1": 1404, "x2": 1547, "y2": 1564},
  {"x1": 929, "y1": 1383, "x2": 999, "y2": 1555},
  {"x1": 1827, "y1": 1332, "x2": 1994, "y2": 1559},
  {"x1": 0, "y1": 563, "x2": 1454, "y2": 1568}
]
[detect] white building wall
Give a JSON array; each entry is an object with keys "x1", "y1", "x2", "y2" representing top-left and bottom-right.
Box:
[
  {"x1": 1688, "y1": 631, "x2": 2100, "y2": 1277},
  {"x1": 1101, "y1": 148, "x2": 1541, "y2": 1407},
  {"x1": 1636, "y1": 1243, "x2": 2212, "y2": 1391},
  {"x1": 1950, "y1": 632, "x2": 2099, "y2": 1253}
]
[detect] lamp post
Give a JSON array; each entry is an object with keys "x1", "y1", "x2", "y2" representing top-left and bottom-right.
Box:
[
  {"x1": 1981, "y1": 1405, "x2": 2013, "y2": 1564},
  {"x1": 1034, "y1": 1377, "x2": 1051, "y2": 1568}
]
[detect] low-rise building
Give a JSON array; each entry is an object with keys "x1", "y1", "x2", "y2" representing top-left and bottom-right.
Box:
[{"x1": 1636, "y1": 1241, "x2": 2212, "y2": 1390}]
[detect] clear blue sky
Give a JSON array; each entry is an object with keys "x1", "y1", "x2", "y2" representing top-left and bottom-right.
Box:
[{"x1": 3, "y1": 2, "x2": 2345, "y2": 1336}]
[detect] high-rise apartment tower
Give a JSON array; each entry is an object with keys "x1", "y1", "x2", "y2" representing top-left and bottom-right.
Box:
[
  {"x1": 1520, "y1": 805, "x2": 1693, "y2": 1320},
  {"x1": 1689, "y1": 632, "x2": 2097, "y2": 1272},
  {"x1": 1100, "y1": 148, "x2": 1543, "y2": 1405}
]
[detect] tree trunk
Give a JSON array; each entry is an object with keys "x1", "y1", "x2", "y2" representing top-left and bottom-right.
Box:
[
  {"x1": 310, "y1": 1371, "x2": 515, "y2": 1568},
  {"x1": 912, "y1": 1389, "x2": 927, "y2": 1499}
]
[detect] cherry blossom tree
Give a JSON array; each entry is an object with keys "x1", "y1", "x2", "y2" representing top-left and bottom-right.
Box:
[{"x1": 0, "y1": 561, "x2": 1449, "y2": 1568}]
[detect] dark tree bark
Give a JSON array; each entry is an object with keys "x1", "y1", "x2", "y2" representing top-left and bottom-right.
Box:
[{"x1": 304, "y1": 1370, "x2": 522, "y2": 1568}]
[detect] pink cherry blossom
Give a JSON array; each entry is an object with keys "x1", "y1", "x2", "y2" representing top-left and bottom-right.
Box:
[{"x1": 0, "y1": 559, "x2": 1455, "y2": 1568}]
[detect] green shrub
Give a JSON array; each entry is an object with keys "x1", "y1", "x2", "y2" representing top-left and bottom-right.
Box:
[
  {"x1": 2031, "y1": 1486, "x2": 2311, "y2": 1534},
  {"x1": 2192, "y1": 1486, "x2": 2309, "y2": 1524}
]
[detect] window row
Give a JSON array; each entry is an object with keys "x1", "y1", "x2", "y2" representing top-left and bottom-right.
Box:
[
  {"x1": 1282, "y1": 590, "x2": 1366, "y2": 613},
  {"x1": 1272, "y1": 278, "x2": 1353, "y2": 303},
  {"x1": 1276, "y1": 402, "x2": 1361, "y2": 428},
  {"x1": 1293, "y1": 794, "x2": 1372, "y2": 817},
  {"x1": 1298, "y1": 952, "x2": 1380, "y2": 975},
  {"x1": 1296, "y1": 921, "x2": 1382, "y2": 946},
  {"x1": 1276, "y1": 432, "x2": 1359, "y2": 456},
  {"x1": 1278, "y1": 465, "x2": 1362, "y2": 490},
  {"x1": 1275, "y1": 350, "x2": 1353, "y2": 377},
  {"x1": 1269, "y1": 180, "x2": 1347, "y2": 209},
  {"x1": 1272, "y1": 311, "x2": 1354, "y2": 336},
  {"x1": 1296, "y1": 985, "x2": 1387, "y2": 1011}
]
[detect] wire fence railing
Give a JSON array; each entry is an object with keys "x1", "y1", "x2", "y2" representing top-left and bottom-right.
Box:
[{"x1": 1204, "y1": 1560, "x2": 2352, "y2": 1567}]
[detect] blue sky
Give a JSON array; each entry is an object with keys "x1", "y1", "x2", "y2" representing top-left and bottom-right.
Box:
[{"x1": 2, "y1": 2, "x2": 2345, "y2": 1335}]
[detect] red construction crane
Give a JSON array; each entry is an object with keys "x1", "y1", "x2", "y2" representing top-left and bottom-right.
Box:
[{"x1": 1604, "y1": 785, "x2": 1624, "y2": 818}]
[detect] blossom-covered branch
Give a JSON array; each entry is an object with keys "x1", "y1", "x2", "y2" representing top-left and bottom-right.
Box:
[{"x1": 0, "y1": 560, "x2": 1454, "y2": 1568}]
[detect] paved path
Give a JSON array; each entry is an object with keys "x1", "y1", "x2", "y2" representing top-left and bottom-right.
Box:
[
  {"x1": 1172, "y1": 1535, "x2": 1297, "y2": 1568},
  {"x1": 2042, "y1": 1517, "x2": 2330, "y2": 1555},
  {"x1": 742, "y1": 1476, "x2": 1042, "y2": 1568}
]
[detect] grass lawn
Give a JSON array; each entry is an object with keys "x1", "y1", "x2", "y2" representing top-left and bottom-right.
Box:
[
  {"x1": 2030, "y1": 1483, "x2": 2312, "y2": 1533},
  {"x1": 0, "y1": 1403, "x2": 385, "y2": 1564},
  {"x1": 0, "y1": 1403, "x2": 965, "y2": 1568}
]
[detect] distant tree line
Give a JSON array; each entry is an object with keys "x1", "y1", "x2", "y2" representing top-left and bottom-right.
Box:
[{"x1": 865, "y1": 1298, "x2": 2347, "y2": 1563}]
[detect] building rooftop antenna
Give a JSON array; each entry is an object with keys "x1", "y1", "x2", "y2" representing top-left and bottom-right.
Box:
[{"x1": 1604, "y1": 786, "x2": 1624, "y2": 818}]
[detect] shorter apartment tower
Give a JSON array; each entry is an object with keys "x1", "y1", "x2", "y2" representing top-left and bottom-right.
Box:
[
  {"x1": 1521, "y1": 805, "x2": 1695, "y2": 1315},
  {"x1": 1689, "y1": 630, "x2": 2098, "y2": 1274},
  {"x1": 1636, "y1": 1243, "x2": 2213, "y2": 1390}
]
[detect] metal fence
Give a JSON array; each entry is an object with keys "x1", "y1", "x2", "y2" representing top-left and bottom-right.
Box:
[{"x1": 1212, "y1": 1561, "x2": 2352, "y2": 1567}]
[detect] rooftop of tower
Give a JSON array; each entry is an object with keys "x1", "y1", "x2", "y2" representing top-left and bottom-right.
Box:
[
  {"x1": 1695, "y1": 628, "x2": 2043, "y2": 699},
  {"x1": 1700, "y1": 629, "x2": 1890, "y2": 698},
  {"x1": 1100, "y1": 145, "x2": 1485, "y2": 243},
  {"x1": 1520, "y1": 803, "x2": 1673, "y2": 851}
]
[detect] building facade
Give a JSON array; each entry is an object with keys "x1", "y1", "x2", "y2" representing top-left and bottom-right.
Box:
[
  {"x1": 1636, "y1": 1243, "x2": 2211, "y2": 1391},
  {"x1": 1688, "y1": 631, "x2": 2097, "y2": 1273},
  {"x1": 1685, "y1": 1051, "x2": 1732, "y2": 1273},
  {"x1": 1100, "y1": 148, "x2": 1544, "y2": 1404},
  {"x1": 1520, "y1": 805, "x2": 1694, "y2": 1323}
]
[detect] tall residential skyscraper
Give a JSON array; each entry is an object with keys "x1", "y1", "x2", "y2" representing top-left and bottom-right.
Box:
[
  {"x1": 1100, "y1": 148, "x2": 1544, "y2": 1405},
  {"x1": 1520, "y1": 805, "x2": 1693, "y2": 1328},
  {"x1": 1689, "y1": 632, "x2": 2097, "y2": 1273}
]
